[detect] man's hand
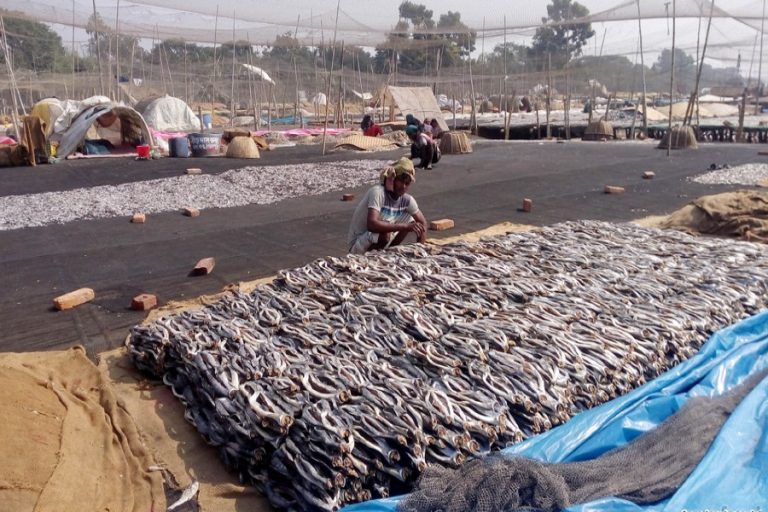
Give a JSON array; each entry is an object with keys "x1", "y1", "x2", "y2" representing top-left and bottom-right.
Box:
[{"x1": 409, "y1": 221, "x2": 426, "y2": 239}]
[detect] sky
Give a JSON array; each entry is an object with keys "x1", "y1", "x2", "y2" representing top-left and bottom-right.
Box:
[{"x1": 6, "y1": 0, "x2": 766, "y2": 75}]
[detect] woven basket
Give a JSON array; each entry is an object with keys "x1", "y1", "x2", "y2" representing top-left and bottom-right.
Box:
[
  {"x1": 226, "y1": 136, "x2": 261, "y2": 158},
  {"x1": 658, "y1": 125, "x2": 698, "y2": 150},
  {"x1": 440, "y1": 131, "x2": 473, "y2": 154},
  {"x1": 583, "y1": 120, "x2": 615, "y2": 141}
]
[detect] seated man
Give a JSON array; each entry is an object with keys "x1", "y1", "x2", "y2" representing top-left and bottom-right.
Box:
[{"x1": 347, "y1": 157, "x2": 428, "y2": 254}]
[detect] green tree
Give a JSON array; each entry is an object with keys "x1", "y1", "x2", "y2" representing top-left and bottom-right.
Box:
[
  {"x1": 530, "y1": 0, "x2": 595, "y2": 69},
  {"x1": 85, "y1": 12, "x2": 140, "y2": 65},
  {"x1": 0, "y1": 11, "x2": 67, "y2": 72},
  {"x1": 435, "y1": 11, "x2": 476, "y2": 68},
  {"x1": 650, "y1": 48, "x2": 696, "y2": 93},
  {"x1": 263, "y1": 31, "x2": 314, "y2": 65},
  {"x1": 397, "y1": 1, "x2": 436, "y2": 72}
]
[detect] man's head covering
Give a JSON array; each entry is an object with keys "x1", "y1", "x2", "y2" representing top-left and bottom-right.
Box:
[
  {"x1": 405, "y1": 114, "x2": 417, "y2": 126},
  {"x1": 380, "y1": 157, "x2": 416, "y2": 186},
  {"x1": 405, "y1": 125, "x2": 419, "y2": 136}
]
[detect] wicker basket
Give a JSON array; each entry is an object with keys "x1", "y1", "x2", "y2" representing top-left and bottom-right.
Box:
[
  {"x1": 658, "y1": 125, "x2": 698, "y2": 150},
  {"x1": 440, "y1": 131, "x2": 473, "y2": 154},
  {"x1": 225, "y1": 136, "x2": 261, "y2": 158},
  {"x1": 582, "y1": 120, "x2": 615, "y2": 141}
]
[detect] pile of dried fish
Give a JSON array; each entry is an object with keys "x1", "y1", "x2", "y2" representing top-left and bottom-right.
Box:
[{"x1": 128, "y1": 221, "x2": 768, "y2": 511}]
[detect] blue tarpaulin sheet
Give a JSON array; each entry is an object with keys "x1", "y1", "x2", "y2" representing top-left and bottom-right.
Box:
[{"x1": 344, "y1": 311, "x2": 768, "y2": 512}]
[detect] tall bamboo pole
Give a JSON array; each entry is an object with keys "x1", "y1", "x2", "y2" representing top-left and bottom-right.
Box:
[
  {"x1": 114, "y1": 0, "x2": 120, "y2": 101},
  {"x1": 210, "y1": 5, "x2": 219, "y2": 127},
  {"x1": 685, "y1": 0, "x2": 715, "y2": 126},
  {"x1": 321, "y1": 0, "x2": 341, "y2": 156},
  {"x1": 755, "y1": 0, "x2": 766, "y2": 114},
  {"x1": 667, "y1": 0, "x2": 676, "y2": 157},
  {"x1": 92, "y1": 0, "x2": 104, "y2": 95},
  {"x1": 72, "y1": 0, "x2": 76, "y2": 99},
  {"x1": 230, "y1": 11, "x2": 237, "y2": 127},
  {"x1": 636, "y1": 0, "x2": 648, "y2": 137},
  {"x1": 468, "y1": 32, "x2": 477, "y2": 135},
  {"x1": 0, "y1": 16, "x2": 22, "y2": 136},
  {"x1": 503, "y1": 16, "x2": 509, "y2": 140}
]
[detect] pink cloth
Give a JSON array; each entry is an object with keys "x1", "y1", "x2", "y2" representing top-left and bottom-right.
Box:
[
  {"x1": 150, "y1": 129, "x2": 188, "y2": 141},
  {"x1": 0, "y1": 136, "x2": 16, "y2": 145},
  {"x1": 252, "y1": 128, "x2": 351, "y2": 137}
]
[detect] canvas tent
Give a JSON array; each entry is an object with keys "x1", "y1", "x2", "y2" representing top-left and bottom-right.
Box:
[
  {"x1": 385, "y1": 86, "x2": 449, "y2": 132},
  {"x1": 57, "y1": 105, "x2": 153, "y2": 159},
  {"x1": 139, "y1": 95, "x2": 200, "y2": 132}
]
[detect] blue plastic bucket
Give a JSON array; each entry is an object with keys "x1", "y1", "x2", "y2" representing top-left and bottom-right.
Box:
[
  {"x1": 188, "y1": 133, "x2": 221, "y2": 157},
  {"x1": 169, "y1": 136, "x2": 190, "y2": 158}
]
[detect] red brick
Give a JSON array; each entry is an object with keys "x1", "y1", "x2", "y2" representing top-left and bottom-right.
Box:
[
  {"x1": 192, "y1": 257, "x2": 216, "y2": 276},
  {"x1": 429, "y1": 219, "x2": 455, "y2": 231},
  {"x1": 131, "y1": 293, "x2": 157, "y2": 311},
  {"x1": 604, "y1": 185, "x2": 625, "y2": 194},
  {"x1": 185, "y1": 168, "x2": 203, "y2": 175},
  {"x1": 53, "y1": 288, "x2": 95, "y2": 311},
  {"x1": 341, "y1": 194, "x2": 355, "y2": 201},
  {"x1": 522, "y1": 198, "x2": 533, "y2": 212},
  {"x1": 642, "y1": 171, "x2": 655, "y2": 179},
  {"x1": 183, "y1": 207, "x2": 200, "y2": 217},
  {"x1": 131, "y1": 213, "x2": 146, "y2": 223}
]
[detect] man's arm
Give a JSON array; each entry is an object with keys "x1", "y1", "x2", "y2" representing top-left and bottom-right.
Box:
[
  {"x1": 366, "y1": 208, "x2": 419, "y2": 235},
  {"x1": 412, "y1": 210, "x2": 428, "y2": 243}
]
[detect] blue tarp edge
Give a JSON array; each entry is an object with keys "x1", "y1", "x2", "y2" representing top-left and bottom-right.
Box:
[{"x1": 343, "y1": 310, "x2": 768, "y2": 512}]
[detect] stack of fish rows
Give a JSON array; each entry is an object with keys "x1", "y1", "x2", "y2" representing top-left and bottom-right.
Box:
[{"x1": 128, "y1": 221, "x2": 768, "y2": 511}]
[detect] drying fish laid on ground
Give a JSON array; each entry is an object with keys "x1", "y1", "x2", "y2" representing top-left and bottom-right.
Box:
[
  {"x1": 689, "y1": 162, "x2": 768, "y2": 185},
  {"x1": 0, "y1": 159, "x2": 388, "y2": 231},
  {"x1": 128, "y1": 220, "x2": 768, "y2": 512}
]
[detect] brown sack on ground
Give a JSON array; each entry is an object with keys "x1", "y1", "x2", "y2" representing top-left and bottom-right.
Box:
[
  {"x1": 0, "y1": 346, "x2": 165, "y2": 512},
  {"x1": 659, "y1": 190, "x2": 768, "y2": 240},
  {"x1": 100, "y1": 347, "x2": 272, "y2": 512}
]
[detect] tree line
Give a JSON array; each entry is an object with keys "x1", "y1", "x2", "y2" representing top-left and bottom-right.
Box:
[{"x1": 0, "y1": 1, "x2": 747, "y2": 95}]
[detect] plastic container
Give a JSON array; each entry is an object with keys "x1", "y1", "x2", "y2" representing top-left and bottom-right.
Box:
[
  {"x1": 201, "y1": 113, "x2": 213, "y2": 129},
  {"x1": 136, "y1": 144, "x2": 151, "y2": 159},
  {"x1": 188, "y1": 133, "x2": 221, "y2": 157},
  {"x1": 169, "y1": 136, "x2": 190, "y2": 158}
]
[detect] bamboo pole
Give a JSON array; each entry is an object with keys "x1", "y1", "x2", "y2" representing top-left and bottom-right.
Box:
[
  {"x1": 468, "y1": 32, "x2": 477, "y2": 135},
  {"x1": 685, "y1": 0, "x2": 715, "y2": 126},
  {"x1": 0, "y1": 17, "x2": 22, "y2": 137},
  {"x1": 114, "y1": 0, "x2": 120, "y2": 101},
  {"x1": 321, "y1": 0, "x2": 341, "y2": 156},
  {"x1": 637, "y1": 0, "x2": 648, "y2": 137},
  {"x1": 546, "y1": 53, "x2": 551, "y2": 139},
  {"x1": 294, "y1": 56, "x2": 301, "y2": 127},
  {"x1": 211, "y1": 5, "x2": 219, "y2": 128},
  {"x1": 92, "y1": 0, "x2": 104, "y2": 95},
  {"x1": 755, "y1": 0, "x2": 766, "y2": 115},
  {"x1": 667, "y1": 0, "x2": 676, "y2": 157},
  {"x1": 503, "y1": 16, "x2": 509, "y2": 140},
  {"x1": 72, "y1": 0, "x2": 76, "y2": 99},
  {"x1": 230, "y1": 11, "x2": 237, "y2": 127}
]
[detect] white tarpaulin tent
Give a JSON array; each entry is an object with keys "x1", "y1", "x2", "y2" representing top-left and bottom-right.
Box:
[
  {"x1": 240, "y1": 64, "x2": 275, "y2": 85},
  {"x1": 57, "y1": 105, "x2": 154, "y2": 158},
  {"x1": 140, "y1": 95, "x2": 200, "y2": 132},
  {"x1": 385, "y1": 86, "x2": 449, "y2": 132}
]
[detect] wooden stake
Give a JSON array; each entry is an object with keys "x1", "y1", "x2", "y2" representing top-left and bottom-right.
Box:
[
  {"x1": 322, "y1": 0, "x2": 341, "y2": 156},
  {"x1": 230, "y1": 10, "x2": 237, "y2": 128},
  {"x1": 114, "y1": 0, "x2": 120, "y2": 100},
  {"x1": 92, "y1": 0, "x2": 104, "y2": 95},
  {"x1": 667, "y1": 0, "x2": 676, "y2": 157},
  {"x1": 637, "y1": 0, "x2": 648, "y2": 137}
]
